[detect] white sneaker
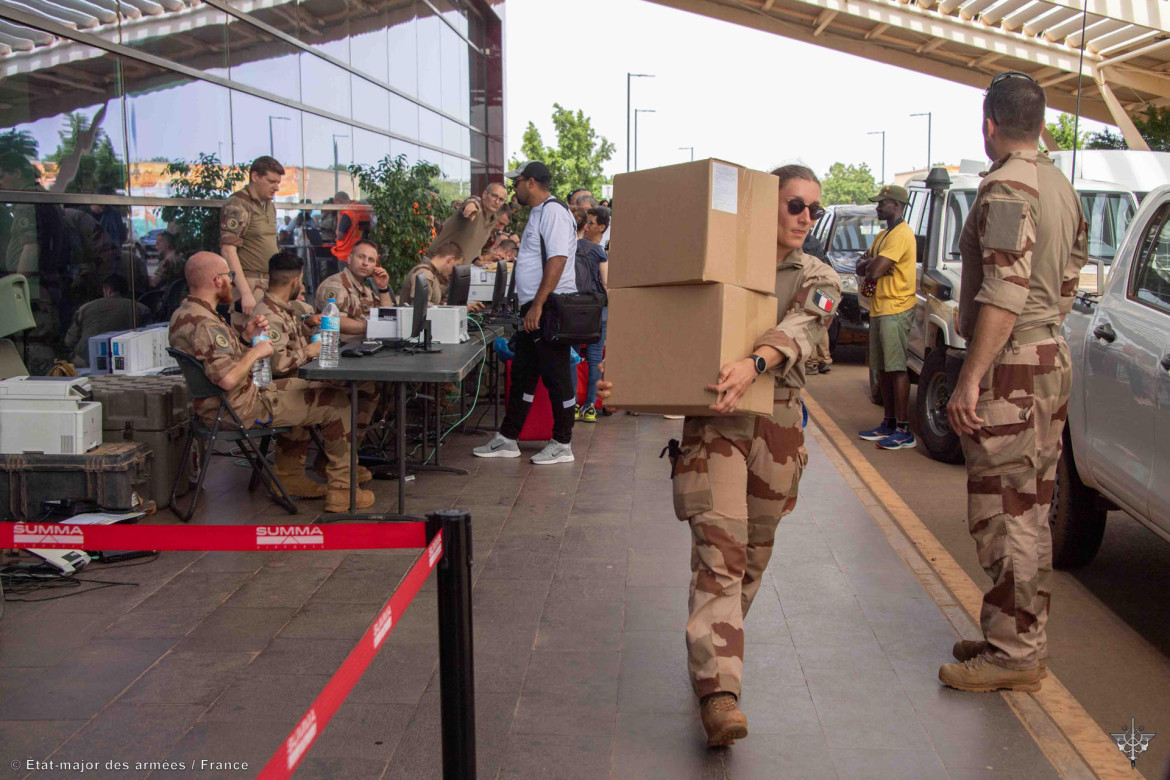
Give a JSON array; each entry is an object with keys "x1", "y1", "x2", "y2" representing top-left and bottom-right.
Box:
[
  {"x1": 473, "y1": 433, "x2": 521, "y2": 458},
  {"x1": 531, "y1": 441, "x2": 574, "y2": 465}
]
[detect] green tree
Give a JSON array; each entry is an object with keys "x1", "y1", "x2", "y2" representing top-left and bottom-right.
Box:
[
  {"x1": 1044, "y1": 113, "x2": 1086, "y2": 151},
  {"x1": 511, "y1": 104, "x2": 616, "y2": 201},
  {"x1": 1086, "y1": 129, "x2": 1127, "y2": 150},
  {"x1": 46, "y1": 112, "x2": 126, "y2": 193},
  {"x1": 349, "y1": 154, "x2": 447, "y2": 286},
  {"x1": 159, "y1": 153, "x2": 248, "y2": 256},
  {"x1": 0, "y1": 129, "x2": 37, "y2": 159},
  {"x1": 820, "y1": 162, "x2": 877, "y2": 206},
  {"x1": 1134, "y1": 106, "x2": 1170, "y2": 151}
]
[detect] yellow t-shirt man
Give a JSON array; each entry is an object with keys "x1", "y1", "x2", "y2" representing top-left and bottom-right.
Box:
[{"x1": 869, "y1": 220, "x2": 917, "y2": 317}]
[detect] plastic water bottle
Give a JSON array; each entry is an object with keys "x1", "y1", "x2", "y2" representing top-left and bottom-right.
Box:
[
  {"x1": 319, "y1": 298, "x2": 340, "y2": 368},
  {"x1": 251, "y1": 333, "x2": 272, "y2": 387}
]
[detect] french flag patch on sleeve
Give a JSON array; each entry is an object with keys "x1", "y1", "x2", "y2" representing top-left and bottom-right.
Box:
[{"x1": 812, "y1": 289, "x2": 835, "y2": 313}]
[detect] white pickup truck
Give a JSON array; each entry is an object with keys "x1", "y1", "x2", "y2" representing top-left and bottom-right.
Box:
[{"x1": 1055, "y1": 183, "x2": 1170, "y2": 567}]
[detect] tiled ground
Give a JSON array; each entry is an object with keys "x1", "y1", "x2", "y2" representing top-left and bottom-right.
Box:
[{"x1": 0, "y1": 411, "x2": 1062, "y2": 779}]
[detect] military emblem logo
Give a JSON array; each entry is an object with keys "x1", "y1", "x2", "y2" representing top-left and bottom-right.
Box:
[
  {"x1": 214, "y1": 333, "x2": 230, "y2": 348},
  {"x1": 1110, "y1": 717, "x2": 1155, "y2": 768}
]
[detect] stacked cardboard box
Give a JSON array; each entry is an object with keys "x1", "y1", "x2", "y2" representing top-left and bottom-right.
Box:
[{"x1": 605, "y1": 159, "x2": 779, "y2": 416}]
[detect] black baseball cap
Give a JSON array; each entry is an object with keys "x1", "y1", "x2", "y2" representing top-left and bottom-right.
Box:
[{"x1": 505, "y1": 160, "x2": 551, "y2": 183}]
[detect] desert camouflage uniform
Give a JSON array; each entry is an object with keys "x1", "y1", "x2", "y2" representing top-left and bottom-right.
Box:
[
  {"x1": 804, "y1": 329, "x2": 832, "y2": 373},
  {"x1": 957, "y1": 149, "x2": 1086, "y2": 671},
  {"x1": 399, "y1": 260, "x2": 447, "y2": 306},
  {"x1": 316, "y1": 264, "x2": 380, "y2": 319},
  {"x1": 674, "y1": 248, "x2": 840, "y2": 698},
  {"x1": 168, "y1": 296, "x2": 355, "y2": 488},
  {"x1": 220, "y1": 187, "x2": 277, "y2": 322},
  {"x1": 258, "y1": 292, "x2": 381, "y2": 429}
]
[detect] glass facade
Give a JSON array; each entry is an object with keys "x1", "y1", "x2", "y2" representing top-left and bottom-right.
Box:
[{"x1": 0, "y1": 0, "x2": 504, "y2": 374}]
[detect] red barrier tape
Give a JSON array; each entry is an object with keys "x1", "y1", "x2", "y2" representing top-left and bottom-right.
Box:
[
  {"x1": 0, "y1": 522, "x2": 428, "y2": 551},
  {"x1": 256, "y1": 530, "x2": 444, "y2": 780}
]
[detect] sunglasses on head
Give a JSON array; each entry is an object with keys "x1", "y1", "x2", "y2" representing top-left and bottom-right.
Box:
[
  {"x1": 985, "y1": 71, "x2": 1038, "y2": 124},
  {"x1": 787, "y1": 198, "x2": 825, "y2": 221}
]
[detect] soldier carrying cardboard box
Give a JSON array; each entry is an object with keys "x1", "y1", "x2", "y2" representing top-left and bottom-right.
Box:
[{"x1": 597, "y1": 165, "x2": 841, "y2": 748}]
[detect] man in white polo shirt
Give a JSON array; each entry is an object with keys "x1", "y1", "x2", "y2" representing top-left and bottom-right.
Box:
[{"x1": 474, "y1": 160, "x2": 578, "y2": 465}]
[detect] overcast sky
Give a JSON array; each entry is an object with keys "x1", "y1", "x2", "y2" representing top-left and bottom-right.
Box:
[{"x1": 501, "y1": 0, "x2": 1111, "y2": 183}]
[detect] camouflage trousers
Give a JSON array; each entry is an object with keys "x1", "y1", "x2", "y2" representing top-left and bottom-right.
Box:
[
  {"x1": 259, "y1": 378, "x2": 354, "y2": 489},
  {"x1": 805, "y1": 330, "x2": 832, "y2": 371},
  {"x1": 673, "y1": 397, "x2": 807, "y2": 699},
  {"x1": 960, "y1": 332, "x2": 1071, "y2": 671}
]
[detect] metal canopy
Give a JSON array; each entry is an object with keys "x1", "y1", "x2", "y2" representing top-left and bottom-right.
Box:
[{"x1": 650, "y1": 0, "x2": 1170, "y2": 150}]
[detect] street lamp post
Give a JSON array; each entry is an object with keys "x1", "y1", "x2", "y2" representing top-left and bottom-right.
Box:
[
  {"x1": 634, "y1": 109, "x2": 655, "y2": 171},
  {"x1": 268, "y1": 115, "x2": 290, "y2": 157},
  {"x1": 679, "y1": 146, "x2": 694, "y2": 161},
  {"x1": 868, "y1": 130, "x2": 886, "y2": 184},
  {"x1": 910, "y1": 112, "x2": 932, "y2": 172},
  {"x1": 332, "y1": 133, "x2": 349, "y2": 195},
  {"x1": 627, "y1": 73, "x2": 654, "y2": 172}
]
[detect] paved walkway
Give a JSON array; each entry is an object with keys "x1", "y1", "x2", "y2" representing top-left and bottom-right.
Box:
[{"x1": 0, "y1": 412, "x2": 1067, "y2": 779}]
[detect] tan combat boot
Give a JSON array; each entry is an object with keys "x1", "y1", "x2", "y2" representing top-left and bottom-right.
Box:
[
  {"x1": 324, "y1": 487, "x2": 375, "y2": 512},
  {"x1": 274, "y1": 452, "x2": 327, "y2": 499},
  {"x1": 952, "y1": 640, "x2": 1047, "y2": 678},
  {"x1": 938, "y1": 656, "x2": 1042, "y2": 693},
  {"x1": 700, "y1": 693, "x2": 748, "y2": 747},
  {"x1": 313, "y1": 452, "x2": 373, "y2": 484}
]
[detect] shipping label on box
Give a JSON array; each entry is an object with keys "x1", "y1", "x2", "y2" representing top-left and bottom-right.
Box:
[
  {"x1": 608, "y1": 159, "x2": 778, "y2": 295},
  {"x1": 605, "y1": 284, "x2": 778, "y2": 416}
]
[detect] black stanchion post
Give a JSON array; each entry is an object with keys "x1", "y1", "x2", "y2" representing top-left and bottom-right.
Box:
[{"x1": 429, "y1": 508, "x2": 475, "y2": 780}]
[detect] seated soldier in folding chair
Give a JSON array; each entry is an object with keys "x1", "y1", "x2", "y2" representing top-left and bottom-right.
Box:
[
  {"x1": 254, "y1": 250, "x2": 377, "y2": 486},
  {"x1": 169, "y1": 251, "x2": 374, "y2": 511}
]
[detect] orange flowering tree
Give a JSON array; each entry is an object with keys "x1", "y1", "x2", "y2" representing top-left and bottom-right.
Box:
[{"x1": 349, "y1": 155, "x2": 445, "y2": 286}]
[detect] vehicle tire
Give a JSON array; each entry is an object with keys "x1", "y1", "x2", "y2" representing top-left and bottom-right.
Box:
[
  {"x1": 1050, "y1": 441, "x2": 1107, "y2": 569},
  {"x1": 864, "y1": 343, "x2": 882, "y2": 405},
  {"x1": 916, "y1": 348, "x2": 963, "y2": 464},
  {"x1": 828, "y1": 317, "x2": 841, "y2": 354}
]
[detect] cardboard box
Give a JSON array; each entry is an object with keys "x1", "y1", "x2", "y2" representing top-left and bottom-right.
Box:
[
  {"x1": 605, "y1": 284, "x2": 777, "y2": 416},
  {"x1": 608, "y1": 159, "x2": 778, "y2": 295}
]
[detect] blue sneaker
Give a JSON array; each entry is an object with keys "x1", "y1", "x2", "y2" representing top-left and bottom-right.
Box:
[
  {"x1": 877, "y1": 430, "x2": 917, "y2": 450},
  {"x1": 859, "y1": 423, "x2": 896, "y2": 441}
]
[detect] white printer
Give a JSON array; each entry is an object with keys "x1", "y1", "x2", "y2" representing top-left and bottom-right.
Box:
[
  {"x1": 87, "y1": 330, "x2": 130, "y2": 374},
  {"x1": 365, "y1": 306, "x2": 469, "y2": 344},
  {"x1": 0, "y1": 376, "x2": 102, "y2": 455},
  {"x1": 469, "y1": 268, "x2": 495, "y2": 303}
]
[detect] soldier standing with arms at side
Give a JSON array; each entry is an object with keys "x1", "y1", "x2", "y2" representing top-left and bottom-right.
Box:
[
  {"x1": 597, "y1": 165, "x2": 841, "y2": 747},
  {"x1": 220, "y1": 156, "x2": 284, "y2": 321},
  {"x1": 940, "y1": 72, "x2": 1086, "y2": 692}
]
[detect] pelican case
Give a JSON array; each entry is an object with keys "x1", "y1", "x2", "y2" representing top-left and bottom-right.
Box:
[
  {"x1": 88, "y1": 375, "x2": 191, "y2": 509},
  {"x1": 0, "y1": 441, "x2": 152, "y2": 521}
]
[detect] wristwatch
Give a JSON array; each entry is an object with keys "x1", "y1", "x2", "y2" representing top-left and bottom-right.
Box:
[
  {"x1": 377, "y1": 286, "x2": 391, "y2": 295},
  {"x1": 750, "y1": 354, "x2": 767, "y2": 374}
]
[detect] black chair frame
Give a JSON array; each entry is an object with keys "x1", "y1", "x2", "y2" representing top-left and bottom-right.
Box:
[{"x1": 167, "y1": 347, "x2": 297, "y2": 522}]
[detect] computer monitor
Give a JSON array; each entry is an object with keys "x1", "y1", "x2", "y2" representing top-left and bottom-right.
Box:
[
  {"x1": 447, "y1": 265, "x2": 470, "y2": 306},
  {"x1": 490, "y1": 262, "x2": 508, "y2": 311},
  {"x1": 411, "y1": 274, "x2": 429, "y2": 341},
  {"x1": 504, "y1": 260, "x2": 517, "y2": 312}
]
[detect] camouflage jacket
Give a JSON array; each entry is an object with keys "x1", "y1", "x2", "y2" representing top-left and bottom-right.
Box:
[
  {"x1": 753, "y1": 248, "x2": 842, "y2": 390},
  {"x1": 252, "y1": 294, "x2": 314, "y2": 378},
  {"x1": 315, "y1": 264, "x2": 378, "y2": 319},
  {"x1": 958, "y1": 150, "x2": 1086, "y2": 339},
  {"x1": 399, "y1": 261, "x2": 447, "y2": 306},
  {"x1": 168, "y1": 296, "x2": 259, "y2": 421},
  {"x1": 220, "y1": 187, "x2": 278, "y2": 276}
]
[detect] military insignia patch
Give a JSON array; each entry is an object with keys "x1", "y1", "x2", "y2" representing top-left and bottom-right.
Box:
[
  {"x1": 804, "y1": 287, "x2": 840, "y2": 317},
  {"x1": 214, "y1": 333, "x2": 230, "y2": 348},
  {"x1": 225, "y1": 218, "x2": 241, "y2": 231},
  {"x1": 268, "y1": 328, "x2": 281, "y2": 342}
]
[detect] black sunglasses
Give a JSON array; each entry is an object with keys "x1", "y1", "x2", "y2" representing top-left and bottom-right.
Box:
[
  {"x1": 985, "y1": 71, "x2": 1037, "y2": 124},
  {"x1": 787, "y1": 198, "x2": 825, "y2": 221}
]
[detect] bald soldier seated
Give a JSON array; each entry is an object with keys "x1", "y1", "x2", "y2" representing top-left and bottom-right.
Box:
[{"x1": 168, "y1": 251, "x2": 375, "y2": 511}]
